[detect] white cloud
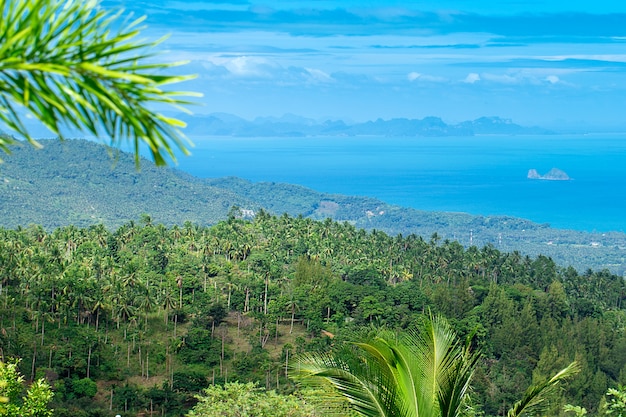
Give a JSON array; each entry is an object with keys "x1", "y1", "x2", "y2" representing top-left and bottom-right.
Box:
[
  {"x1": 407, "y1": 72, "x2": 447, "y2": 82},
  {"x1": 463, "y1": 73, "x2": 480, "y2": 83},
  {"x1": 481, "y1": 73, "x2": 518, "y2": 84},
  {"x1": 223, "y1": 56, "x2": 279, "y2": 78},
  {"x1": 460, "y1": 70, "x2": 571, "y2": 86},
  {"x1": 538, "y1": 54, "x2": 626, "y2": 63},
  {"x1": 546, "y1": 75, "x2": 560, "y2": 84},
  {"x1": 190, "y1": 55, "x2": 338, "y2": 86},
  {"x1": 305, "y1": 68, "x2": 334, "y2": 83},
  {"x1": 408, "y1": 71, "x2": 421, "y2": 81}
]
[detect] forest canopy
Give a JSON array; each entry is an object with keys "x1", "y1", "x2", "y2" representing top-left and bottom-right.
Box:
[{"x1": 0, "y1": 214, "x2": 624, "y2": 416}]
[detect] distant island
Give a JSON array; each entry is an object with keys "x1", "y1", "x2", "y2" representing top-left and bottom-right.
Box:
[
  {"x1": 179, "y1": 113, "x2": 554, "y2": 137},
  {"x1": 527, "y1": 168, "x2": 571, "y2": 181},
  {"x1": 20, "y1": 112, "x2": 555, "y2": 138}
]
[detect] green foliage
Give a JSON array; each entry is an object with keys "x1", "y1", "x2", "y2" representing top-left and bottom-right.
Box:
[
  {"x1": 564, "y1": 404, "x2": 588, "y2": 417},
  {"x1": 187, "y1": 382, "x2": 319, "y2": 417},
  {"x1": 2, "y1": 140, "x2": 626, "y2": 272},
  {"x1": 172, "y1": 370, "x2": 209, "y2": 393},
  {"x1": 0, "y1": 0, "x2": 199, "y2": 165},
  {"x1": 19, "y1": 379, "x2": 54, "y2": 417},
  {"x1": 605, "y1": 386, "x2": 626, "y2": 417},
  {"x1": 507, "y1": 362, "x2": 579, "y2": 417},
  {"x1": 177, "y1": 328, "x2": 225, "y2": 366},
  {"x1": 0, "y1": 361, "x2": 53, "y2": 417},
  {"x1": 70, "y1": 378, "x2": 97, "y2": 399},
  {"x1": 0, "y1": 140, "x2": 247, "y2": 229}
]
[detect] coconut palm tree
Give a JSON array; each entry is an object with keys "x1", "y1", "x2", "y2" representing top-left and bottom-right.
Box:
[
  {"x1": 294, "y1": 315, "x2": 578, "y2": 417},
  {"x1": 0, "y1": 0, "x2": 199, "y2": 165}
]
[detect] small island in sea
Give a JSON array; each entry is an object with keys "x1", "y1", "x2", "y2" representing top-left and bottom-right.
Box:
[{"x1": 527, "y1": 168, "x2": 571, "y2": 181}]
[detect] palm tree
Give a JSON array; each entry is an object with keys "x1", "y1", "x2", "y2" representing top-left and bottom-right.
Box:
[
  {"x1": 161, "y1": 287, "x2": 176, "y2": 326},
  {"x1": 294, "y1": 316, "x2": 578, "y2": 417},
  {"x1": 0, "y1": 0, "x2": 199, "y2": 165},
  {"x1": 136, "y1": 283, "x2": 156, "y2": 330},
  {"x1": 295, "y1": 316, "x2": 478, "y2": 417}
]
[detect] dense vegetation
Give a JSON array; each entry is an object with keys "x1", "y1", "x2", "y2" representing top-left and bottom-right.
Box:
[
  {"x1": 0, "y1": 213, "x2": 624, "y2": 416},
  {"x1": 1, "y1": 139, "x2": 626, "y2": 273}
]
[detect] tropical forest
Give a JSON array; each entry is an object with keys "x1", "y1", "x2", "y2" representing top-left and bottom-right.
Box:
[
  {"x1": 1, "y1": 1, "x2": 626, "y2": 417},
  {"x1": 0, "y1": 209, "x2": 625, "y2": 416}
]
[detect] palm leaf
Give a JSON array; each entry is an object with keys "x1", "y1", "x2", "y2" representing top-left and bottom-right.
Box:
[
  {"x1": 295, "y1": 347, "x2": 403, "y2": 417},
  {"x1": 507, "y1": 361, "x2": 580, "y2": 417},
  {"x1": 0, "y1": 0, "x2": 200, "y2": 165},
  {"x1": 293, "y1": 316, "x2": 481, "y2": 417}
]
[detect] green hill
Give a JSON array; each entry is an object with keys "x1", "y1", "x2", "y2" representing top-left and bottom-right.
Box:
[
  {"x1": 0, "y1": 139, "x2": 250, "y2": 228},
  {"x1": 0, "y1": 209, "x2": 624, "y2": 417},
  {"x1": 1, "y1": 139, "x2": 625, "y2": 273}
]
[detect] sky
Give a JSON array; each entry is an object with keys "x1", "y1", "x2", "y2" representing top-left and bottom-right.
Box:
[{"x1": 103, "y1": 0, "x2": 626, "y2": 128}]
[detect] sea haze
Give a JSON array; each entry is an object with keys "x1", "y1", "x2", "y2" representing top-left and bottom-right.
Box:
[{"x1": 172, "y1": 134, "x2": 626, "y2": 233}]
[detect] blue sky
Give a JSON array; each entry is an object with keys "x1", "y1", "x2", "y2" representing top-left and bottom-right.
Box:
[{"x1": 105, "y1": 0, "x2": 626, "y2": 128}]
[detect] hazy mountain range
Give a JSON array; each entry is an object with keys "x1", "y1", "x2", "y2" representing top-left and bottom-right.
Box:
[
  {"x1": 15, "y1": 113, "x2": 557, "y2": 139},
  {"x1": 181, "y1": 114, "x2": 554, "y2": 137}
]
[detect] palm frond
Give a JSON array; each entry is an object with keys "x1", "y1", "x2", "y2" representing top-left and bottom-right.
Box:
[
  {"x1": 507, "y1": 362, "x2": 580, "y2": 417},
  {"x1": 437, "y1": 340, "x2": 481, "y2": 417},
  {"x1": 408, "y1": 315, "x2": 469, "y2": 417},
  {"x1": 295, "y1": 348, "x2": 403, "y2": 417},
  {"x1": 0, "y1": 0, "x2": 200, "y2": 166},
  {"x1": 293, "y1": 317, "x2": 481, "y2": 417},
  {"x1": 356, "y1": 332, "x2": 423, "y2": 417}
]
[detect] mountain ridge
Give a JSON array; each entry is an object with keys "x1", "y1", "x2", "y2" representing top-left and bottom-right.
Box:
[{"x1": 181, "y1": 113, "x2": 554, "y2": 137}]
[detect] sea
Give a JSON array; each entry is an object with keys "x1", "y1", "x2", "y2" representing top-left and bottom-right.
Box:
[{"x1": 169, "y1": 134, "x2": 626, "y2": 233}]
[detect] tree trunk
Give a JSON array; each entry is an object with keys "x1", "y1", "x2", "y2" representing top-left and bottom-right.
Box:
[
  {"x1": 87, "y1": 345, "x2": 92, "y2": 378},
  {"x1": 31, "y1": 340, "x2": 37, "y2": 381},
  {"x1": 275, "y1": 317, "x2": 279, "y2": 345},
  {"x1": 264, "y1": 273, "x2": 269, "y2": 315}
]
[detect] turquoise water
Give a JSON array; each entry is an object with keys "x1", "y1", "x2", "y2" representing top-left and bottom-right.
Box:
[{"x1": 173, "y1": 134, "x2": 626, "y2": 233}]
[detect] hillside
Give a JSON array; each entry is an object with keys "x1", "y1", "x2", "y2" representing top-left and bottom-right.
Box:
[
  {"x1": 1, "y1": 139, "x2": 625, "y2": 273},
  {"x1": 0, "y1": 140, "x2": 250, "y2": 228},
  {"x1": 0, "y1": 211, "x2": 624, "y2": 417}
]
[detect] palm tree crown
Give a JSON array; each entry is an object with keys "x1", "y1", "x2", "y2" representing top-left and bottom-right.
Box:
[
  {"x1": 294, "y1": 316, "x2": 578, "y2": 417},
  {"x1": 295, "y1": 316, "x2": 480, "y2": 417}
]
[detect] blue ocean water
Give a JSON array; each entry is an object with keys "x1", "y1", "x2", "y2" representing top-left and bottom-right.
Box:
[{"x1": 173, "y1": 134, "x2": 626, "y2": 233}]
